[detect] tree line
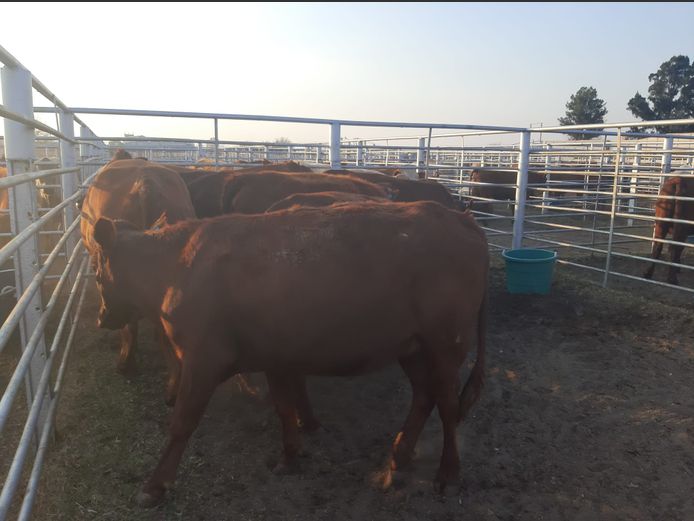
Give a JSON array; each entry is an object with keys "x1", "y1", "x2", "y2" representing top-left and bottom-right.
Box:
[{"x1": 558, "y1": 55, "x2": 694, "y2": 139}]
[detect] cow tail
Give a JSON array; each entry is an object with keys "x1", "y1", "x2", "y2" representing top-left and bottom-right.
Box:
[{"x1": 458, "y1": 285, "x2": 487, "y2": 423}]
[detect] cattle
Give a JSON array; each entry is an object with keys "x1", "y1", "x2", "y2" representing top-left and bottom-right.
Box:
[
  {"x1": 81, "y1": 151, "x2": 196, "y2": 403},
  {"x1": 467, "y1": 168, "x2": 548, "y2": 218},
  {"x1": 231, "y1": 160, "x2": 313, "y2": 174},
  {"x1": 90, "y1": 200, "x2": 488, "y2": 506},
  {"x1": 467, "y1": 167, "x2": 613, "y2": 219},
  {"x1": 643, "y1": 174, "x2": 694, "y2": 285},
  {"x1": 221, "y1": 171, "x2": 390, "y2": 215},
  {"x1": 266, "y1": 191, "x2": 388, "y2": 212},
  {"x1": 111, "y1": 149, "x2": 134, "y2": 161},
  {"x1": 324, "y1": 169, "x2": 464, "y2": 210},
  {"x1": 166, "y1": 162, "x2": 317, "y2": 218}
]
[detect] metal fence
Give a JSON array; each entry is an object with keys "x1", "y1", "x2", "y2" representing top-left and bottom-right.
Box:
[
  {"x1": 2, "y1": 42, "x2": 694, "y2": 519},
  {"x1": 0, "y1": 44, "x2": 107, "y2": 520}
]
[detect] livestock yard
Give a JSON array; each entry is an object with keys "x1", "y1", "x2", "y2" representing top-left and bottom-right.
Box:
[{"x1": 1, "y1": 42, "x2": 694, "y2": 521}]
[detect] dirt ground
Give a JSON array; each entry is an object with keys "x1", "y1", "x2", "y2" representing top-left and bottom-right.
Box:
[{"x1": 17, "y1": 258, "x2": 694, "y2": 521}]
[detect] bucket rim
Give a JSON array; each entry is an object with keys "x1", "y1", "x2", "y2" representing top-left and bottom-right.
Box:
[{"x1": 502, "y1": 248, "x2": 558, "y2": 263}]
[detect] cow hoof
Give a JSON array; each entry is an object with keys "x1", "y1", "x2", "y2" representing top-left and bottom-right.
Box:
[
  {"x1": 299, "y1": 418, "x2": 323, "y2": 434},
  {"x1": 391, "y1": 451, "x2": 414, "y2": 472},
  {"x1": 165, "y1": 385, "x2": 178, "y2": 407},
  {"x1": 136, "y1": 487, "x2": 165, "y2": 508},
  {"x1": 116, "y1": 358, "x2": 137, "y2": 376},
  {"x1": 371, "y1": 465, "x2": 393, "y2": 491},
  {"x1": 433, "y1": 468, "x2": 460, "y2": 495}
]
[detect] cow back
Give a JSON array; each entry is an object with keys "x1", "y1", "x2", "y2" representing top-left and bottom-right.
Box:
[
  {"x1": 221, "y1": 171, "x2": 388, "y2": 214},
  {"x1": 81, "y1": 159, "x2": 195, "y2": 256}
]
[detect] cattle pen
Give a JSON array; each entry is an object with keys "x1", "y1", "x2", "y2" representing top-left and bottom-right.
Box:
[{"x1": 1, "y1": 44, "x2": 694, "y2": 520}]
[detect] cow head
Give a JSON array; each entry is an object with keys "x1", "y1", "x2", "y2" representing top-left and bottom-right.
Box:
[{"x1": 92, "y1": 217, "x2": 138, "y2": 330}]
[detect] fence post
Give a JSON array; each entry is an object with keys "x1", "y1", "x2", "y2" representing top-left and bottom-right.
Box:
[
  {"x1": 416, "y1": 137, "x2": 426, "y2": 178},
  {"x1": 603, "y1": 128, "x2": 623, "y2": 287},
  {"x1": 58, "y1": 112, "x2": 78, "y2": 217},
  {"x1": 330, "y1": 122, "x2": 341, "y2": 169},
  {"x1": 356, "y1": 140, "x2": 364, "y2": 167},
  {"x1": 213, "y1": 118, "x2": 219, "y2": 167},
  {"x1": 511, "y1": 131, "x2": 531, "y2": 250},
  {"x1": 541, "y1": 143, "x2": 551, "y2": 214},
  {"x1": 1, "y1": 63, "x2": 50, "y2": 437},
  {"x1": 627, "y1": 143, "x2": 641, "y2": 227},
  {"x1": 660, "y1": 136, "x2": 673, "y2": 187}
]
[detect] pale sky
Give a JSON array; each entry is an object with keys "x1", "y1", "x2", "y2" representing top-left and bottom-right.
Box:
[{"x1": 2, "y1": 2, "x2": 694, "y2": 146}]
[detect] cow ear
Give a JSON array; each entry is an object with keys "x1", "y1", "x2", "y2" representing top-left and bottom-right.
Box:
[
  {"x1": 93, "y1": 218, "x2": 117, "y2": 252},
  {"x1": 151, "y1": 211, "x2": 169, "y2": 230}
]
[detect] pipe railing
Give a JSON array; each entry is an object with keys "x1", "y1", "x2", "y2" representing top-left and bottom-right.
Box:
[{"x1": 0, "y1": 45, "x2": 104, "y2": 521}]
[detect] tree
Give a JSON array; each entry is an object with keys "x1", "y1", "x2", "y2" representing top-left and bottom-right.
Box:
[
  {"x1": 627, "y1": 55, "x2": 694, "y2": 133},
  {"x1": 558, "y1": 86, "x2": 608, "y2": 140},
  {"x1": 274, "y1": 137, "x2": 292, "y2": 145}
]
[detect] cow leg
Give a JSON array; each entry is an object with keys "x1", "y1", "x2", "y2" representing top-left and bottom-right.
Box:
[
  {"x1": 137, "y1": 352, "x2": 222, "y2": 507},
  {"x1": 431, "y1": 352, "x2": 462, "y2": 493},
  {"x1": 232, "y1": 373, "x2": 263, "y2": 399},
  {"x1": 116, "y1": 320, "x2": 138, "y2": 374},
  {"x1": 266, "y1": 372, "x2": 302, "y2": 473},
  {"x1": 667, "y1": 224, "x2": 687, "y2": 285},
  {"x1": 643, "y1": 223, "x2": 667, "y2": 280},
  {"x1": 155, "y1": 324, "x2": 181, "y2": 406},
  {"x1": 391, "y1": 351, "x2": 435, "y2": 471},
  {"x1": 293, "y1": 376, "x2": 321, "y2": 433}
]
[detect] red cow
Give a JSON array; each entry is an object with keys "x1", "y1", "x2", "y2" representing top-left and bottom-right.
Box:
[
  {"x1": 81, "y1": 151, "x2": 195, "y2": 403},
  {"x1": 221, "y1": 171, "x2": 389, "y2": 214},
  {"x1": 468, "y1": 168, "x2": 548, "y2": 217},
  {"x1": 266, "y1": 191, "x2": 388, "y2": 212},
  {"x1": 643, "y1": 175, "x2": 694, "y2": 285},
  {"x1": 324, "y1": 169, "x2": 463, "y2": 210},
  {"x1": 91, "y1": 201, "x2": 489, "y2": 506}
]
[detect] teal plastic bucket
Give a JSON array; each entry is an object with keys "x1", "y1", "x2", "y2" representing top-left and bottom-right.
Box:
[{"x1": 502, "y1": 248, "x2": 558, "y2": 295}]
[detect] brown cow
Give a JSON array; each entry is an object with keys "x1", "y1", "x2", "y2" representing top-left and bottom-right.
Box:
[
  {"x1": 170, "y1": 163, "x2": 316, "y2": 218},
  {"x1": 111, "y1": 149, "x2": 133, "y2": 161},
  {"x1": 266, "y1": 191, "x2": 388, "y2": 212},
  {"x1": 231, "y1": 160, "x2": 313, "y2": 174},
  {"x1": 221, "y1": 171, "x2": 390, "y2": 215},
  {"x1": 643, "y1": 175, "x2": 694, "y2": 285},
  {"x1": 91, "y1": 201, "x2": 488, "y2": 506},
  {"x1": 468, "y1": 168, "x2": 548, "y2": 218},
  {"x1": 324, "y1": 169, "x2": 463, "y2": 210},
  {"x1": 81, "y1": 152, "x2": 195, "y2": 403}
]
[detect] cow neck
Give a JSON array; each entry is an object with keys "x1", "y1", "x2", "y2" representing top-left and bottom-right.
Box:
[{"x1": 118, "y1": 225, "x2": 194, "y2": 320}]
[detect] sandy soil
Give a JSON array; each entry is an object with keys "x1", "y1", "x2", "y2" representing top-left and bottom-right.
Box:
[{"x1": 17, "y1": 260, "x2": 694, "y2": 521}]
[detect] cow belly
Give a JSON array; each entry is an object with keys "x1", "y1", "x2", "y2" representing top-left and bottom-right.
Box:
[{"x1": 236, "y1": 335, "x2": 420, "y2": 376}]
